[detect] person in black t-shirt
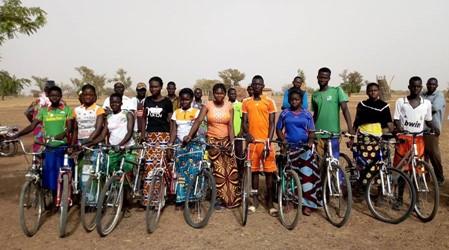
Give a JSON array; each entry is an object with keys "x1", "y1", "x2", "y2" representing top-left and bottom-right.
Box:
[{"x1": 142, "y1": 76, "x2": 173, "y2": 206}]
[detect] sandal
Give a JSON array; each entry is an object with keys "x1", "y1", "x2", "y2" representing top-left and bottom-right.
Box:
[{"x1": 269, "y1": 208, "x2": 278, "y2": 217}]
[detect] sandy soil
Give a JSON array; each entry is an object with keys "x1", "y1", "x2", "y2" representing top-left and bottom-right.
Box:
[{"x1": 0, "y1": 95, "x2": 448, "y2": 250}]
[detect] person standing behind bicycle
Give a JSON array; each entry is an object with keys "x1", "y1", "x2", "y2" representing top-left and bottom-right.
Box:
[
  {"x1": 141, "y1": 77, "x2": 173, "y2": 206},
  {"x1": 168, "y1": 88, "x2": 203, "y2": 210},
  {"x1": 311, "y1": 67, "x2": 354, "y2": 159},
  {"x1": 276, "y1": 88, "x2": 321, "y2": 216},
  {"x1": 11, "y1": 86, "x2": 74, "y2": 196},
  {"x1": 242, "y1": 75, "x2": 278, "y2": 216},
  {"x1": 184, "y1": 83, "x2": 241, "y2": 209},
  {"x1": 422, "y1": 77, "x2": 446, "y2": 186},
  {"x1": 352, "y1": 83, "x2": 394, "y2": 188},
  {"x1": 281, "y1": 76, "x2": 308, "y2": 110}
]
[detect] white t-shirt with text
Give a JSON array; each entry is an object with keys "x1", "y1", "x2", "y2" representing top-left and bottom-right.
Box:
[{"x1": 393, "y1": 97, "x2": 432, "y2": 133}]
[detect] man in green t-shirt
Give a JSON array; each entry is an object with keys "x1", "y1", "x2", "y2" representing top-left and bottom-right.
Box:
[
  {"x1": 11, "y1": 86, "x2": 73, "y2": 193},
  {"x1": 228, "y1": 87, "x2": 244, "y2": 172},
  {"x1": 311, "y1": 67, "x2": 354, "y2": 158}
]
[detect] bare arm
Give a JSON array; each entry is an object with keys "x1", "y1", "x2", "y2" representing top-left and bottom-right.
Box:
[
  {"x1": 86, "y1": 115, "x2": 104, "y2": 143},
  {"x1": 228, "y1": 108, "x2": 235, "y2": 142},
  {"x1": 14, "y1": 119, "x2": 40, "y2": 138},
  {"x1": 184, "y1": 105, "x2": 207, "y2": 143},
  {"x1": 340, "y1": 102, "x2": 354, "y2": 134},
  {"x1": 268, "y1": 113, "x2": 275, "y2": 141},
  {"x1": 169, "y1": 119, "x2": 177, "y2": 145}
]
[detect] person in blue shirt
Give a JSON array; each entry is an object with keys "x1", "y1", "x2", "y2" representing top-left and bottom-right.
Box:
[
  {"x1": 281, "y1": 76, "x2": 308, "y2": 110},
  {"x1": 276, "y1": 88, "x2": 321, "y2": 216}
]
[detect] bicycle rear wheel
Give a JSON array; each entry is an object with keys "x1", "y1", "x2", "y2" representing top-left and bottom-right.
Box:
[
  {"x1": 278, "y1": 169, "x2": 302, "y2": 230},
  {"x1": 96, "y1": 175, "x2": 124, "y2": 237},
  {"x1": 19, "y1": 180, "x2": 44, "y2": 237},
  {"x1": 58, "y1": 174, "x2": 69, "y2": 238},
  {"x1": 323, "y1": 163, "x2": 352, "y2": 227},
  {"x1": 81, "y1": 176, "x2": 100, "y2": 232},
  {"x1": 146, "y1": 173, "x2": 165, "y2": 233},
  {"x1": 366, "y1": 167, "x2": 415, "y2": 224},
  {"x1": 413, "y1": 160, "x2": 439, "y2": 222},
  {"x1": 184, "y1": 168, "x2": 216, "y2": 228},
  {"x1": 240, "y1": 162, "x2": 251, "y2": 226}
]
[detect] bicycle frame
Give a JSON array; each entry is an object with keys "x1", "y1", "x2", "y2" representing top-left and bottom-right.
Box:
[{"x1": 56, "y1": 153, "x2": 75, "y2": 207}]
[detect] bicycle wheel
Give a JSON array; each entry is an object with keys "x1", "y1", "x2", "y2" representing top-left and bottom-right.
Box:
[
  {"x1": 146, "y1": 173, "x2": 165, "y2": 233},
  {"x1": 278, "y1": 169, "x2": 302, "y2": 230},
  {"x1": 366, "y1": 167, "x2": 415, "y2": 224},
  {"x1": 240, "y1": 161, "x2": 251, "y2": 226},
  {"x1": 81, "y1": 176, "x2": 100, "y2": 232},
  {"x1": 58, "y1": 174, "x2": 69, "y2": 238},
  {"x1": 323, "y1": 163, "x2": 352, "y2": 227},
  {"x1": 413, "y1": 160, "x2": 439, "y2": 222},
  {"x1": 19, "y1": 180, "x2": 44, "y2": 237},
  {"x1": 96, "y1": 175, "x2": 124, "y2": 237},
  {"x1": 0, "y1": 140, "x2": 18, "y2": 157},
  {"x1": 184, "y1": 168, "x2": 216, "y2": 228}
]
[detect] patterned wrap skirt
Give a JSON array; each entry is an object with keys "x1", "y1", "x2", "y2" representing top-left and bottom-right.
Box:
[{"x1": 207, "y1": 137, "x2": 241, "y2": 208}]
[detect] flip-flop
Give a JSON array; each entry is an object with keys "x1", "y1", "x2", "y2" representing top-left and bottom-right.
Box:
[
  {"x1": 269, "y1": 208, "x2": 278, "y2": 217},
  {"x1": 248, "y1": 205, "x2": 256, "y2": 213}
]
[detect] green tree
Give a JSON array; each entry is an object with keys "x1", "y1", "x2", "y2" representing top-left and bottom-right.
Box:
[
  {"x1": 340, "y1": 70, "x2": 364, "y2": 95},
  {"x1": 194, "y1": 78, "x2": 220, "y2": 98},
  {"x1": 109, "y1": 68, "x2": 132, "y2": 89},
  {"x1": 218, "y1": 68, "x2": 245, "y2": 87},
  {"x1": 0, "y1": 0, "x2": 47, "y2": 46},
  {"x1": 70, "y1": 66, "x2": 107, "y2": 96},
  {"x1": 31, "y1": 76, "x2": 48, "y2": 92},
  {"x1": 0, "y1": 70, "x2": 30, "y2": 100}
]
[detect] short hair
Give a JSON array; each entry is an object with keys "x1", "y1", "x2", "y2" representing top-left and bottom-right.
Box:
[
  {"x1": 293, "y1": 76, "x2": 303, "y2": 82},
  {"x1": 114, "y1": 82, "x2": 124, "y2": 88},
  {"x1": 81, "y1": 84, "x2": 96, "y2": 94},
  {"x1": 288, "y1": 87, "x2": 303, "y2": 101},
  {"x1": 366, "y1": 82, "x2": 379, "y2": 90},
  {"x1": 48, "y1": 86, "x2": 62, "y2": 95},
  {"x1": 149, "y1": 76, "x2": 163, "y2": 87},
  {"x1": 427, "y1": 77, "x2": 438, "y2": 83},
  {"x1": 252, "y1": 75, "x2": 264, "y2": 83},
  {"x1": 179, "y1": 88, "x2": 194, "y2": 98},
  {"x1": 212, "y1": 83, "x2": 226, "y2": 93},
  {"x1": 409, "y1": 76, "x2": 422, "y2": 85},
  {"x1": 318, "y1": 67, "x2": 331, "y2": 75},
  {"x1": 110, "y1": 93, "x2": 122, "y2": 101},
  {"x1": 228, "y1": 87, "x2": 236, "y2": 94},
  {"x1": 167, "y1": 81, "x2": 176, "y2": 87},
  {"x1": 194, "y1": 87, "x2": 202, "y2": 92}
]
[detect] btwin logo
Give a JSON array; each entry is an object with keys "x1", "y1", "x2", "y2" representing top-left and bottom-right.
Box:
[{"x1": 404, "y1": 120, "x2": 421, "y2": 128}]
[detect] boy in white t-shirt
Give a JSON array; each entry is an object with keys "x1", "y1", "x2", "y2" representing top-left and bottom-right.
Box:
[{"x1": 393, "y1": 76, "x2": 439, "y2": 170}]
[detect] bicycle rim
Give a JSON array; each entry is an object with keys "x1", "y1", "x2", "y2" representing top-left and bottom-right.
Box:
[
  {"x1": 58, "y1": 174, "x2": 69, "y2": 238},
  {"x1": 278, "y1": 170, "x2": 302, "y2": 230},
  {"x1": 19, "y1": 180, "x2": 43, "y2": 237},
  {"x1": 413, "y1": 161, "x2": 439, "y2": 222},
  {"x1": 0, "y1": 141, "x2": 18, "y2": 157},
  {"x1": 366, "y1": 168, "x2": 415, "y2": 224},
  {"x1": 81, "y1": 177, "x2": 100, "y2": 232},
  {"x1": 323, "y1": 164, "x2": 352, "y2": 227},
  {"x1": 96, "y1": 176, "x2": 124, "y2": 237},
  {"x1": 146, "y1": 173, "x2": 165, "y2": 233},
  {"x1": 184, "y1": 169, "x2": 216, "y2": 228}
]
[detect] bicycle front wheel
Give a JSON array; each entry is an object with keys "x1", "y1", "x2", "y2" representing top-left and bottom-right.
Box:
[
  {"x1": 323, "y1": 163, "x2": 352, "y2": 227},
  {"x1": 58, "y1": 174, "x2": 69, "y2": 238},
  {"x1": 366, "y1": 167, "x2": 415, "y2": 224},
  {"x1": 413, "y1": 160, "x2": 439, "y2": 222},
  {"x1": 19, "y1": 180, "x2": 44, "y2": 237},
  {"x1": 240, "y1": 161, "x2": 252, "y2": 226},
  {"x1": 278, "y1": 169, "x2": 302, "y2": 230},
  {"x1": 96, "y1": 175, "x2": 124, "y2": 237},
  {"x1": 81, "y1": 176, "x2": 100, "y2": 232},
  {"x1": 146, "y1": 173, "x2": 165, "y2": 233},
  {"x1": 184, "y1": 168, "x2": 216, "y2": 228},
  {"x1": 0, "y1": 140, "x2": 18, "y2": 157}
]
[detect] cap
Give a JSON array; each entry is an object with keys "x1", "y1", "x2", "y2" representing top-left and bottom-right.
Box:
[
  {"x1": 45, "y1": 80, "x2": 56, "y2": 88},
  {"x1": 136, "y1": 82, "x2": 147, "y2": 90}
]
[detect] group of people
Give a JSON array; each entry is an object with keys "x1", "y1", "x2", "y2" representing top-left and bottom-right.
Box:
[{"x1": 9, "y1": 67, "x2": 446, "y2": 218}]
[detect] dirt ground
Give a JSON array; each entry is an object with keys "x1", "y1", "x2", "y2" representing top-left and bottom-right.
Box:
[{"x1": 0, "y1": 95, "x2": 448, "y2": 250}]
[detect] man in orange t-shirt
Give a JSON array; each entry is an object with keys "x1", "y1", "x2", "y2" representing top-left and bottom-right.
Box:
[{"x1": 242, "y1": 75, "x2": 277, "y2": 216}]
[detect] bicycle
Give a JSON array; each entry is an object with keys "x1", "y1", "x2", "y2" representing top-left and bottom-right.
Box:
[
  {"x1": 183, "y1": 141, "x2": 217, "y2": 229},
  {"x1": 145, "y1": 143, "x2": 179, "y2": 233},
  {"x1": 274, "y1": 140, "x2": 303, "y2": 230},
  {"x1": 95, "y1": 145, "x2": 143, "y2": 237},
  {"x1": 314, "y1": 129, "x2": 352, "y2": 227},
  {"x1": 0, "y1": 126, "x2": 19, "y2": 157},
  {"x1": 339, "y1": 133, "x2": 416, "y2": 224},
  {"x1": 394, "y1": 130, "x2": 439, "y2": 222}
]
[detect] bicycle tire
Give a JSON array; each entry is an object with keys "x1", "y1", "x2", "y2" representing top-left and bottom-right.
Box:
[
  {"x1": 146, "y1": 173, "x2": 165, "y2": 233},
  {"x1": 96, "y1": 175, "x2": 124, "y2": 237},
  {"x1": 58, "y1": 174, "x2": 69, "y2": 238},
  {"x1": 241, "y1": 161, "x2": 251, "y2": 226},
  {"x1": 19, "y1": 180, "x2": 44, "y2": 237},
  {"x1": 366, "y1": 167, "x2": 415, "y2": 224},
  {"x1": 323, "y1": 163, "x2": 352, "y2": 227},
  {"x1": 413, "y1": 160, "x2": 439, "y2": 222},
  {"x1": 80, "y1": 176, "x2": 100, "y2": 232},
  {"x1": 278, "y1": 169, "x2": 302, "y2": 230},
  {"x1": 0, "y1": 140, "x2": 18, "y2": 157},
  {"x1": 339, "y1": 153, "x2": 354, "y2": 180},
  {"x1": 184, "y1": 168, "x2": 216, "y2": 228}
]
